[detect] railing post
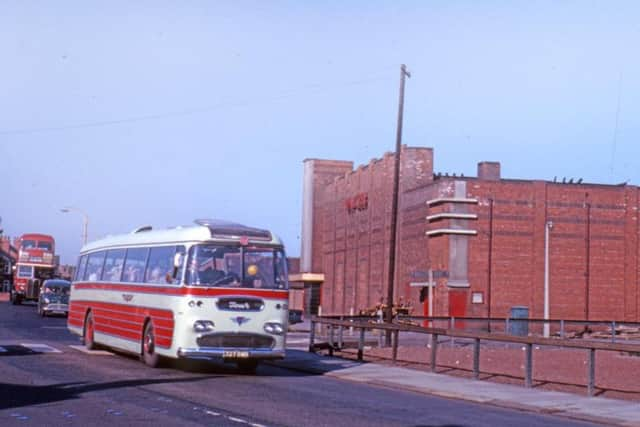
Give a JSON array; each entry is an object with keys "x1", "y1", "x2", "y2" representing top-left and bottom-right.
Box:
[
  {"x1": 431, "y1": 333, "x2": 438, "y2": 372},
  {"x1": 587, "y1": 348, "x2": 596, "y2": 396},
  {"x1": 309, "y1": 319, "x2": 316, "y2": 353},
  {"x1": 611, "y1": 321, "x2": 616, "y2": 343},
  {"x1": 505, "y1": 317, "x2": 510, "y2": 335},
  {"x1": 349, "y1": 310, "x2": 354, "y2": 336},
  {"x1": 392, "y1": 329, "x2": 399, "y2": 363},
  {"x1": 473, "y1": 338, "x2": 480, "y2": 380},
  {"x1": 450, "y1": 317, "x2": 455, "y2": 347},
  {"x1": 560, "y1": 319, "x2": 565, "y2": 339},
  {"x1": 328, "y1": 325, "x2": 334, "y2": 356},
  {"x1": 338, "y1": 317, "x2": 344, "y2": 350},
  {"x1": 357, "y1": 327, "x2": 365, "y2": 361},
  {"x1": 524, "y1": 343, "x2": 533, "y2": 388}
]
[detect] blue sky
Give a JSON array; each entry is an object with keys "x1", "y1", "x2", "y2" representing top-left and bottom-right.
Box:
[{"x1": 1, "y1": 1, "x2": 639, "y2": 264}]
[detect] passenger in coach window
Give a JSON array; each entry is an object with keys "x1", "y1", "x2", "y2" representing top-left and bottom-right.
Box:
[
  {"x1": 125, "y1": 265, "x2": 139, "y2": 282},
  {"x1": 149, "y1": 266, "x2": 163, "y2": 283}
]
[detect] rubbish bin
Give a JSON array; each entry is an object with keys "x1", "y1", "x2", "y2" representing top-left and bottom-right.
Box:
[{"x1": 509, "y1": 306, "x2": 529, "y2": 336}]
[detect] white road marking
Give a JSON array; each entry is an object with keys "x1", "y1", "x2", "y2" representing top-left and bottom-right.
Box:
[
  {"x1": 228, "y1": 416, "x2": 248, "y2": 424},
  {"x1": 68, "y1": 345, "x2": 114, "y2": 355},
  {"x1": 21, "y1": 343, "x2": 61, "y2": 353},
  {"x1": 0, "y1": 347, "x2": 7, "y2": 352}
]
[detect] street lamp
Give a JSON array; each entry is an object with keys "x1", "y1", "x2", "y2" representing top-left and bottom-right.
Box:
[
  {"x1": 543, "y1": 220, "x2": 553, "y2": 337},
  {"x1": 60, "y1": 207, "x2": 89, "y2": 246}
]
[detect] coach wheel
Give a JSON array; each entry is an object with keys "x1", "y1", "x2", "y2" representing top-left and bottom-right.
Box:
[
  {"x1": 11, "y1": 291, "x2": 20, "y2": 305},
  {"x1": 84, "y1": 312, "x2": 97, "y2": 350},
  {"x1": 142, "y1": 321, "x2": 161, "y2": 368}
]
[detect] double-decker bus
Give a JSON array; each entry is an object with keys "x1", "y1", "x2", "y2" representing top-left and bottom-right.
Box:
[
  {"x1": 11, "y1": 233, "x2": 56, "y2": 305},
  {"x1": 67, "y1": 219, "x2": 289, "y2": 371}
]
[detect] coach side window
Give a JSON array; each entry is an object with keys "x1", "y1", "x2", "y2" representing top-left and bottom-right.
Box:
[
  {"x1": 122, "y1": 247, "x2": 149, "y2": 283},
  {"x1": 84, "y1": 251, "x2": 107, "y2": 281},
  {"x1": 145, "y1": 246, "x2": 175, "y2": 284},
  {"x1": 103, "y1": 249, "x2": 126, "y2": 282},
  {"x1": 75, "y1": 255, "x2": 88, "y2": 281}
]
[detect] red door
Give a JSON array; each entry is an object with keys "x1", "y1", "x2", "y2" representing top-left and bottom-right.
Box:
[
  {"x1": 448, "y1": 290, "x2": 467, "y2": 329},
  {"x1": 422, "y1": 292, "x2": 429, "y2": 328}
]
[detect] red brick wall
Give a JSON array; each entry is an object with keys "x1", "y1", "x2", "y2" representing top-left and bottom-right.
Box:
[{"x1": 309, "y1": 149, "x2": 640, "y2": 321}]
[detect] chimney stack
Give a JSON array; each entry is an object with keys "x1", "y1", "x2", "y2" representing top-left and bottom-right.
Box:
[{"x1": 477, "y1": 161, "x2": 501, "y2": 181}]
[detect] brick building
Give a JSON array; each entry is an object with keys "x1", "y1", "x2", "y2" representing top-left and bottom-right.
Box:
[
  {"x1": 0, "y1": 237, "x2": 17, "y2": 292},
  {"x1": 299, "y1": 146, "x2": 640, "y2": 322}
]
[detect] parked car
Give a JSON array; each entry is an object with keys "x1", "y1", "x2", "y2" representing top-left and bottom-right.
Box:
[
  {"x1": 288, "y1": 309, "x2": 303, "y2": 325},
  {"x1": 37, "y1": 279, "x2": 71, "y2": 317}
]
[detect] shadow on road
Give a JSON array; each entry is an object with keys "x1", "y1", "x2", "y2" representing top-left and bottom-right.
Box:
[{"x1": 0, "y1": 375, "x2": 216, "y2": 410}]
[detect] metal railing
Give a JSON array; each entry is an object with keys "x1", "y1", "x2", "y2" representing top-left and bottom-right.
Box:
[{"x1": 309, "y1": 316, "x2": 640, "y2": 396}]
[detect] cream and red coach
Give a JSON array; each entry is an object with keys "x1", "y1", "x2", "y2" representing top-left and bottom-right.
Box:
[{"x1": 67, "y1": 219, "x2": 289, "y2": 371}]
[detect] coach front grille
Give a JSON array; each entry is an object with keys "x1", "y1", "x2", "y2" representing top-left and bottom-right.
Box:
[{"x1": 197, "y1": 332, "x2": 275, "y2": 349}]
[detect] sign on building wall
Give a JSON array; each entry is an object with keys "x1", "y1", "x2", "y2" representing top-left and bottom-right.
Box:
[{"x1": 344, "y1": 192, "x2": 368, "y2": 214}]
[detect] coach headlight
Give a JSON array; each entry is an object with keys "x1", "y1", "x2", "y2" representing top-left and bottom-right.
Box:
[
  {"x1": 263, "y1": 322, "x2": 284, "y2": 335},
  {"x1": 193, "y1": 320, "x2": 215, "y2": 333},
  {"x1": 43, "y1": 297, "x2": 50, "y2": 304}
]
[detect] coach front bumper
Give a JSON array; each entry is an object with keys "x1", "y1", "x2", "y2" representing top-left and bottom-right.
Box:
[{"x1": 177, "y1": 347, "x2": 286, "y2": 360}]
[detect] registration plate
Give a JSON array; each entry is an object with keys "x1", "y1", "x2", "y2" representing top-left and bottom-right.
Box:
[{"x1": 223, "y1": 351, "x2": 249, "y2": 358}]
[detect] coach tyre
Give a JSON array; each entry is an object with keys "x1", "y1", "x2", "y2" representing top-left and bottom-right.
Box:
[
  {"x1": 84, "y1": 312, "x2": 97, "y2": 350},
  {"x1": 142, "y1": 321, "x2": 161, "y2": 368}
]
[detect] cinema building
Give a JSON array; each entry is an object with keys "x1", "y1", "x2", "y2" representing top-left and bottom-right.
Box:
[{"x1": 294, "y1": 146, "x2": 640, "y2": 322}]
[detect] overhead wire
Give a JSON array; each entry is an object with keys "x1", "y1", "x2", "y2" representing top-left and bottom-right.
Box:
[{"x1": 0, "y1": 68, "x2": 396, "y2": 137}]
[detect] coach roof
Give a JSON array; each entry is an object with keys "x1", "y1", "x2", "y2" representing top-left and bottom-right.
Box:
[{"x1": 79, "y1": 219, "x2": 282, "y2": 254}]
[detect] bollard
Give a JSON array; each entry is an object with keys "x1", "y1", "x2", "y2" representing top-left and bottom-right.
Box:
[
  {"x1": 587, "y1": 348, "x2": 596, "y2": 396},
  {"x1": 524, "y1": 343, "x2": 533, "y2": 388},
  {"x1": 431, "y1": 333, "x2": 438, "y2": 372},
  {"x1": 392, "y1": 329, "x2": 399, "y2": 363},
  {"x1": 338, "y1": 324, "x2": 344, "y2": 350},
  {"x1": 357, "y1": 327, "x2": 365, "y2": 361},
  {"x1": 473, "y1": 338, "x2": 480, "y2": 380},
  {"x1": 560, "y1": 319, "x2": 565, "y2": 339},
  {"x1": 309, "y1": 319, "x2": 316, "y2": 353}
]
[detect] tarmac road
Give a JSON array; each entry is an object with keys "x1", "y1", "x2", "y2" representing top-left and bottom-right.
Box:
[{"x1": 0, "y1": 298, "x2": 604, "y2": 427}]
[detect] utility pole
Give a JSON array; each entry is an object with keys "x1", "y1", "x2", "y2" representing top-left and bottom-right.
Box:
[{"x1": 385, "y1": 64, "x2": 411, "y2": 345}]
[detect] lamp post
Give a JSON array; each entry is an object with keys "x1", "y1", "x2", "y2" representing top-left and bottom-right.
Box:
[
  {"x1": 60, "y1": 207, "x2": 89, "y2": 246},
  {"x1": 543, "y1": 220, "x2": 553, "y2": 337}
]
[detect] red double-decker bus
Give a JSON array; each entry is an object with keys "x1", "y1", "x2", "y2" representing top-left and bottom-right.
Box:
[{"x1": 11, "y1": 233, "x2": 56, "y2": 305}]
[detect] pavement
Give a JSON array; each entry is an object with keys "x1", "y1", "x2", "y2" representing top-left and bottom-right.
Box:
[{"x1": 282, "y1": 320, "x2": 640, "y2": 427}]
